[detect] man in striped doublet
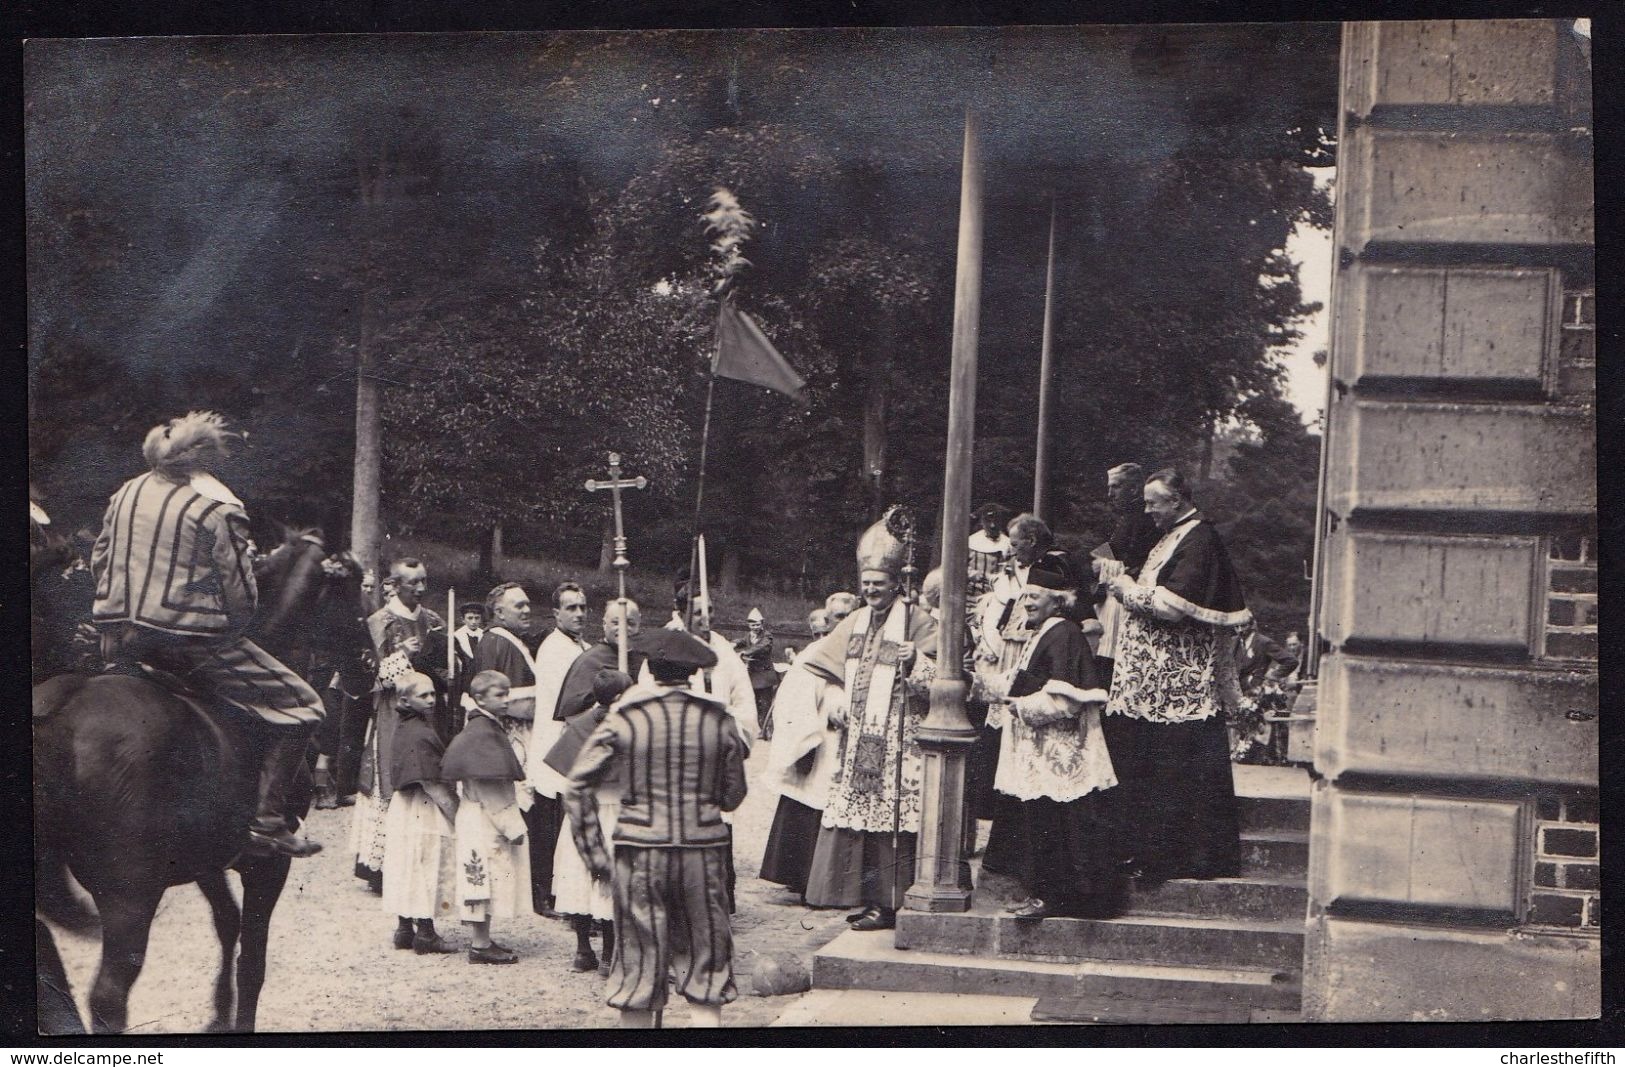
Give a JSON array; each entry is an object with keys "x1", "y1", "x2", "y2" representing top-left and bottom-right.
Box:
[
  {"x1": 563, "y1": 628, "x2": 749, "y2": 1029},
  {"x1": 89, "y1": 411, "x2": 325, "y2": 858}
]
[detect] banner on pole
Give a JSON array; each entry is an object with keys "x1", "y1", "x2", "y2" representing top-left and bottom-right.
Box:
[{"x1": 713, "y1": 301, "x2": 805, "y2": 398}]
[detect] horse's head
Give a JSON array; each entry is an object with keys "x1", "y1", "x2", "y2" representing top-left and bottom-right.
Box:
[{"x1": 250, "y1": 526, "x2": 329, "y2": 658}]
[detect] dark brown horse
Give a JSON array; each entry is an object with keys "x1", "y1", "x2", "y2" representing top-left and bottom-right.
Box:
[{"x1": 33, "y1": 528, "x2": 365, "y2": 1034}]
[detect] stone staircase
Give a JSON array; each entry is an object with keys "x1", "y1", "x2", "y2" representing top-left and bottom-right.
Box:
[{"x1": 808, "y1": 765, "x2": 1311, "y2": 1025}]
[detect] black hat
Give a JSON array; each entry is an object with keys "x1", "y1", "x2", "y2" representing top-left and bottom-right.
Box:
[
  {"x1": 634, "y1": 629, "x2": 718, "y2": 674},
  {"x1": 459, "y1": 602, "x2": 489, "y2": 620},
  {"x1": 1024, "y1": 567, "x2": 1071, "y2": 591},
  {"x1": 976, "y1": 501, "x2": 1012, "y2": 522}
]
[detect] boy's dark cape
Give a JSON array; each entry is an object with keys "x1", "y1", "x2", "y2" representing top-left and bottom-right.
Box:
[
  {"x1": 390, "y1": 713, "x2": 448, "y2": 792},
  {"x1": 543, "y1": 705, "x2": 607, "y2": 778},
  {"x1": 440, "y1": 712, "x2": 523, "y2": 783}
]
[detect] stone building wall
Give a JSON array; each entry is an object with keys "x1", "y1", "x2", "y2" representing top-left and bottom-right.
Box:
[{"x1": 1302, "y1": 19, "x2": 1598, "y2": 1021}]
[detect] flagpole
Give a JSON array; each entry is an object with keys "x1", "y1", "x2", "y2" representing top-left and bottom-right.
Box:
[
  {"x1": 687, "y1": 358, "x2": 719, "y2": 632},
  {"x1": 1033, "y1": 198, "x2": 1057, "y2": 522}
]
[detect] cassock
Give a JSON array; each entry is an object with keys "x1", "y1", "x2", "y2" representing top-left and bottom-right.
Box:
[
  {"x1": 469, "y1": 623, "x2": 561, "y2": 913},
  {"x1": 1103, "y1": 509, "x2": 1250, "y2": 883},
  {"x1": 758, "y1": 637, "x2": 841, "y2": 897},
  {"x1": 367, "y1": 597, "x2": 450, "y2": 799},
  {"x1": 380, "y1": 711, "x2": 456, "y2": 922},
  {"x1": 524, "y1": 626, "x2": 591, "y2": 800},
  {"x1": 353, "y1": 597, "x2": 446, "y2": 884},
  {"x1": 444, "y1": 708, "x2": 531, "y2": 924},
  {"x1": 981, "y1": 617, "x2": 1125, "y2": 913},
  {"x1": 799, "y1": 599, "x2": 938, "y2": 910}
]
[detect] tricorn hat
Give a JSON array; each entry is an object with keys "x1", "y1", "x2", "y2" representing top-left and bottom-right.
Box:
[
  {"x1": 856, "y1": 516, "x2": 907, "y2": 578},
  {"x1": 634, "y1": 628, "x2": 718, "y2": 674}
]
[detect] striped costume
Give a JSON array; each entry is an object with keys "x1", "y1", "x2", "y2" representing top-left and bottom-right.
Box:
[
  {"x1": 90, "y1": 470, "x2": 323, "y2": 728},
  {"x1": 564, "y1": 682, "x2": 749, "y2": 1012}
]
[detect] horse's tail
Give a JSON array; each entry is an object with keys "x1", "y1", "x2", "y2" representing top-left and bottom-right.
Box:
[{"x1": 35, "y1": 919, "x2": 85, "y2": 1035}]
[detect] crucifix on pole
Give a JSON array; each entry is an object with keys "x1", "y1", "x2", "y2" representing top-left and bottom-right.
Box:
[{"x1": 585, "y1": 452, "x2": 648, "y2": 674}]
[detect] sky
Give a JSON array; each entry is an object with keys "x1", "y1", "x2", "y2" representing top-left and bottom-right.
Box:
[{"x1": 1279, "y1": 169, "x2": 1334, "y2": 426}]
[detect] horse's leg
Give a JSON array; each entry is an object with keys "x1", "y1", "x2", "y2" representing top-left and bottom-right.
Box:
[
  {"x1": 234, "y1": 855, "x2": 291, "y2": 1033},
  {"x1": 36, "y1": 919, "x2": 85, "y2": 1035},
  {"x1": 87, "y1": 887, "x2": 162, "y2": 1035},
  {"x1": 196, "y1": 870, "x2": 241, "y2": 1032}
]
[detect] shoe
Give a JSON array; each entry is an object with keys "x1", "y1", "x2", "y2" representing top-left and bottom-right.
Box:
[
  {"x1": 846, "y1": 907, "x2": 877, "y2": 924},
  {"x1": 571, "y1": 949, "x2": 600, "y2": 972},
  {"x1": 849, "y1": 907, "x2": 896, "y2": 932},
  {"x1": 313, "y1": 789, "x2": 339, "y2": 811},
  {"x1": 392, "y1": 928, "x2": 415, "y2": 951},
  {"x1": 248, "y1": 828, "x2": 323, "y2": 858},
  {"x1": 1010, "y1": 899, "x2": 1056, "y2": 921},
  {"x1": 488, "y1": 941, "x2": 515, "y2": 955},
  {"x1": 413, "y1": 932, "x2": 459, "y2": 955},
  {"x1": 597, "y1": 958, "x2": 612, "y2": 978},
  {"x1": 469, "y1": 945, "x2": 519, "y2": 965},
  {"x1": 334, "y1": 794, "x2": 357, "y2": 808},
  {"x1": 1005, "y1": 897, "x2": 1043, "y2": 915}
]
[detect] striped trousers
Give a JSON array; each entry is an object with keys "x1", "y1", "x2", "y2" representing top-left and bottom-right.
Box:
[
  {"x1": 607, "y1": 845, "x2": 737, "y2": 1012},
  {"x1": 141, "y1": 633, "x2": 325, "y2": 729}
]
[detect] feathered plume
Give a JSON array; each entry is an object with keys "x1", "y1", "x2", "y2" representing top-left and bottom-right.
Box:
[
  {"x1": 142, "y1": 410, "x2": 242, "y2": 477},
  {"x1": 701, "y1": 187, "x2": 755, "y2": 296}
]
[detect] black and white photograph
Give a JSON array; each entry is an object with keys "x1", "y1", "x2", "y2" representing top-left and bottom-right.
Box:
[{"x1": 23, "y1": 13, "x2": 1599, "y2": 1035}]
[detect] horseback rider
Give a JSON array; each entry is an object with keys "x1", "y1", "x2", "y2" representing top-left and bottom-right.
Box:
[{"x1": 89, "y1": 411, "x2": 325, "y2": 859}]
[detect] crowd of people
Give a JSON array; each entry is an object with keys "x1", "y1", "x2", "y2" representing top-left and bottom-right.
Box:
[{"x1": 35, "y1": 410, "x2": 1302, "y2": 1029}]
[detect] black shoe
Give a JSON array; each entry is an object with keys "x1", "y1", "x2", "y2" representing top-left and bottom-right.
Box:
[
  {"x1": 469, "y1": 944, "x2": 519, "y2": 965},
  {"x1": 392, "y1": 927, "x2": 415, "y2": 951},
  {"x1": 849, "y1": 907, "x2": 895, "y2": 932},
  {"x1": 334, "y1": 794, "x2": 357, "y2": 808},
  {"x1": 1010, "y1": 899, "x2": 1057, "y2": 921},
  {"x1": 413, "y1": 932, "x2": 459, "y2": 955},
  {"x1": 248, "y1": 828, "x2": 323, "y2": 858},
  {"x1": 846, "y1": 907, "x2": 876, "y2": 924},
  {"x1": 571, "y1": 949, "x2": 600, "y2": 972}
]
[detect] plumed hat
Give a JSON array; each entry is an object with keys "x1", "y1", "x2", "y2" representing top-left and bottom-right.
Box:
[
  {"x1": 634, "y1": 629, "x2": 718, "y2": 674},
  {"x1": 855, "y1": 515, "x2": 907, "y2": 578},
  {"x1": 142, "y1": 411, "x2": 243, "y2": 478}
]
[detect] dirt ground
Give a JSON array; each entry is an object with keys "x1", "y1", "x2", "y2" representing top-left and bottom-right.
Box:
[{"x1": 49, "y1": 745, "x2": 853, "y2": 1034}]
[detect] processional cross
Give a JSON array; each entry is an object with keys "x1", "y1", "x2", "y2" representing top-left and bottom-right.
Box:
[{"x1": 585, "y1": 452, "x2": 648, "y2": 673}]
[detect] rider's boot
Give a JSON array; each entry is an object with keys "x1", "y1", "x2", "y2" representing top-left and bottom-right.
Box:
[{"x1": 247, "y1": 728, "x2": 323, "y2": 858}]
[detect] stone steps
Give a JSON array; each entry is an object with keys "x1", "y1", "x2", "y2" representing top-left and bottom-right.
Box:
[
  {"x1": 815, "y1": 928, "x2": 1301, "y2": 1010},
  {"x1": 895, "y1": 909, "x2": 1305, "y2": 971},
  {"x1": 1240, "y1": 830, "x2": 1310, "y2": 878},
  {"x1": 1127, "y1": 876, "x2": 1308, "y2": 923},
  {"x1": 804, "y1": 763, "x2": 1315, "y2": 1024},
  {"x1": 1239, "y1": 794, "x2": 1312, "y2": 833}
]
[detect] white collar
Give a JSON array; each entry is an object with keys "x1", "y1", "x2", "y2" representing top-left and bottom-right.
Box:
[
  {"x1": 968, "y1": 530, "x2": 1008, "y2": 553},
  {"x1": 386, "y1": 597, "x2": 422, "y2": 621},
  {"x1": 189, "y1": 472, "x2": 243, "y2": 507}
]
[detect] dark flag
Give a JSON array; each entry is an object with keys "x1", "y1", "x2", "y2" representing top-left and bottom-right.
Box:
[{"x1": 714, "y1": 300, "x2": 805, "y2": 398}]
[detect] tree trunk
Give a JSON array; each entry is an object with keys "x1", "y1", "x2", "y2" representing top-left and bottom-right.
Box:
[
  {"x1": 350, "y1": 320, "x2": 381, "y2": 577},
  {"x1": 599, "y1": 515, "x2": 615, "y2": 573},
  {"x1": 478, "y1": 524, "x2": 494, "y2": 578},
  {"x1": 719, "y1": 544, "x2": 742, "y2": 595},
  {"x1": 490, "y1": 522, "x2": 505, "y2": 573},
  {"x1": 863, "y1": 372, "x2": 890, "y2": 514}
]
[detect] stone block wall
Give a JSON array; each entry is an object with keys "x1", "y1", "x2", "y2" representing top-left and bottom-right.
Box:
[{"x1": 1303, "y1": 19, "x2": 1597, "y2": 1022}]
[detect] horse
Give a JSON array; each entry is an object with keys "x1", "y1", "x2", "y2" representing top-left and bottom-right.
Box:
[{"x1": 33, "y1": 525, "x2": 366, "y2": 1035}]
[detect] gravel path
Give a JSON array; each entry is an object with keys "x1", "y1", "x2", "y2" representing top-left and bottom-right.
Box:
[{"x1": 49, "y1": 745, "x2": 852, "y2": 1033}]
